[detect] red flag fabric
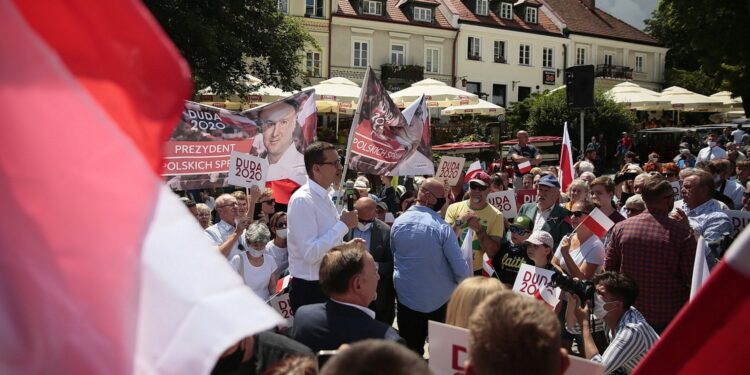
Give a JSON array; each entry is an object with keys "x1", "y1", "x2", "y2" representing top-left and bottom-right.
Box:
[
  {"x1": 560, "y1": 123, "x2": 574, "y2": 192},
  {"x1": 517, "y1": 160, "x2": 532, "y2": 174},
  {"x1": 482, "y1": 253, "x2": 495, "y2": 277},
  {"x1": 632, "y1": 229, "x2": 750, "y2": 375},
  {"x1": 0, "y1": 1, "x2": 282, "y2": 373},
  {"x1": 580, "y1": 208, "x2": 615, "y2": 239},
  {"x1": 463, "y1": 160, "x2": 484, "y2": 184}
]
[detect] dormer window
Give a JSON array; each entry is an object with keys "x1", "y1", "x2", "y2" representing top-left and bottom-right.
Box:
[
  {"x1": 499, "y1": 3, "x2": 513, "y2": 19},
  {"x1": 477, "y1": 0, "x2": 489, "y2": 16},
  {"x1": 363, "y1": 0, "x2": 382, "y2": 16},
  {"x1": 414, "y1": 7, "x2": 432, "y2": 22},
  {"x1": 525, "y1": 7, "x2": 538, "y2": 23}
]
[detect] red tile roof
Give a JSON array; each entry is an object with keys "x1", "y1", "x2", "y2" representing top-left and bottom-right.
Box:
[
  {"x1": 336, "y1": 0, "x2": 455, "y2": 30},
  {"x1": 443, "y1": 0, "x2": 563, "y2": 37},
  {"x1": 541, "y1": 0, "x2": 660, "y2": 45}
]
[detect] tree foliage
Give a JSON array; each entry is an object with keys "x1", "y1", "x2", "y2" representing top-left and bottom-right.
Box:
[
  {"x1": 144, "y1": 0, "x2": 316, "y2": 96},
  {"x1": 645, "y1": 0, "x2": 750, "y2": 115}
]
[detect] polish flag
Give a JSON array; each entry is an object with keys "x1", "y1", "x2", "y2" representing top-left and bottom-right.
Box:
[
  {"x1": 580, "y1": 208, "x2": 615, "y2": 239},
  {"x1": 690, "y1": 236, "x2": 711, "y2": 300},
  {"x1": 517, "y1": 160, "x2": 532, "y2": 174},
  {"x1": 482, "y1": 253, "x2": 495, "y2": 277},
  {"x1": 632, "y1": 227, "x2": 750, "y2": 374},
  {"x1": 276, "y1": 275, "x2": 293, "y2": 294},
  {"x1": 559, "y1": 122, "x2": 574, "y2": 192},
  {"x1": 463, "y1": 160, "x2": 484, "y2": 184},
  {"x1": 0, "y1": 1, "x2": 282, "y2": 374}
]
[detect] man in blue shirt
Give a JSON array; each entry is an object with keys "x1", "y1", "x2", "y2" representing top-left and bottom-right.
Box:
[{"x1": 391, "y1": 178, "x2": 470, "y2": 355}]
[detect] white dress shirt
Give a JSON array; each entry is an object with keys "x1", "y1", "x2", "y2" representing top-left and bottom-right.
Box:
[
  {"x1": 696, "y1": 146, "x2": 727, "y2": 162},
  {"x1": 204, "y1": 220, "x2": 242, "y2": 259},
  {"x1": 287, "y1": 179, "x2": 349, "y2": 280},
  {"x1": 330, "y1": 298, "x2": 376, "y2": 319}
]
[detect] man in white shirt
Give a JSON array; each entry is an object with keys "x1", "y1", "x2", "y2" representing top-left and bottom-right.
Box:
[
  {"x1": 287, "y1": 141, "x2": 360, "y2": 313},
  {"x1": 731, "y1": 124, "x2": 746, "y2": 144},
  {"x1": 696, "y1": 134, "x2": 727, "y2": 162},
  {"x1": 204, "y1": 193, "x2": 249, "y2": 259},
  {"x1": 258, "y1": 99, "x2": 307, "y2": 185}
]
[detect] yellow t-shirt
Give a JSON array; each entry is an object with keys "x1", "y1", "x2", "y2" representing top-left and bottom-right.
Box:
[{"x1": 445, "y1": 200, "x2": 505, "y2": 271}]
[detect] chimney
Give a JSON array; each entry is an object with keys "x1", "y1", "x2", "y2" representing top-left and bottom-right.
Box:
[{"x1": 581, "y1": 0, "x2": 596, "y2": 10}]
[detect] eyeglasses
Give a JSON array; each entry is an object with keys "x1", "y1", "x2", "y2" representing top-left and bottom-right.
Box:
[
  {"x1": 275, "y1": 222, "x2": 287, "y2": 229},
  {"x1": 469, "y1": 183, "x2": 488, "y2": 191},
  {"x1": 217, "y1": 202, "x2": 238, "y2": 209},
  {"x1": 509, "y1": 226, "x2": 529, "y2": 235},
  {"x1": 317, "y1": 158, "x2": 341, "y2": 167},
  {"x1": 571, "y1": 211, "x2": 590, "y2": 218},
  {"x1": 261, "y1": 200, "x2": 275, "y2": 205}
]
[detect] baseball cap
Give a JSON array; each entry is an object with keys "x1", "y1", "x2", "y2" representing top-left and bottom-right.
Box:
[
  {"x1": 353, "y1": 179, "x2": 370, "y2": 191},
  {"x1": 525, "y1": 231, "x2": 553, "y2": 248},
  {"x1": 511, "y1": 215, "x2": 533, "y2": 230},
  {"x1": 376, "y1": 200, "x2": 388, "y2": 212},
  {"x1": 537, "y1": 174, "x2": 560, "y2": 189},
  {"x1": 469, "y1": 171, "x2": 492, "y2": 187}
]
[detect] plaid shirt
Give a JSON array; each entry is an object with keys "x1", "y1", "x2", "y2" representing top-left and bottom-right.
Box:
[{"x1": 604, "y1": 211, "x2": 696, "y2": 328}]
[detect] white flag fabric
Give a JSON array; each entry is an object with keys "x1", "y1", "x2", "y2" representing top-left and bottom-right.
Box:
[
  {"x1": 690, "y1": 236, "x2": 711, "y2": 300},
  {"x1": 461, "y1": 229, "x2": 474, "y2": 269}
]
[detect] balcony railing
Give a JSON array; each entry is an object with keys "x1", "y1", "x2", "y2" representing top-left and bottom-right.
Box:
[
  {"x1": 595, "y1": 64, "x2": 633, "y2": 80},
  {"x1": 467, "y1": 54, "x2": 482, "y2": 61}
]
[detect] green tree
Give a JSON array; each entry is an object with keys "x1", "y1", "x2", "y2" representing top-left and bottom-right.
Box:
[
  {"x1": 144, "y1": 0, "x2": 316, "y2": 96},
  {"x1": 645, "y1": 0, "x2": 750, "y2": 115}
]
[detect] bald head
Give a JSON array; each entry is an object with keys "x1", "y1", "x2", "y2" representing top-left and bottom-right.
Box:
[
  {"x1": 417, "y1": 178, "x2": 445, "y2": 206},
  {"x1": 354, "y1": 197, "x2": 377, "y2": 221},
  {"x1": 517, "y1": 130, "x2": 529, "y2": 145}
]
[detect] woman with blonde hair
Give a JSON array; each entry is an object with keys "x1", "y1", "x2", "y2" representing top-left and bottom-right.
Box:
[
  {"x1": 445, "y1": 277, "x2": 504, "y2": 328},
  {"x1": 564, "y1": 178, "x2": 590, "y2": 210}
]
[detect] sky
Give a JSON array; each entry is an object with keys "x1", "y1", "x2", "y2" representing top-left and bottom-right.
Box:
[{"x1": 596, "y1": 0, "x2": 659, "y2": 30}]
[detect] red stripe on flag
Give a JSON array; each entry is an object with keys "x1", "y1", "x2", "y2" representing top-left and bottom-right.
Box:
[
  {"x1": 581, "y1": 215, "x2": 608, "y2": 238},
  {"x1": 518, "y1": 161, "x2": 532, "y2": 174},
  {"x1": 560, "y1": 123, "x2": 574, "y2": 192}
]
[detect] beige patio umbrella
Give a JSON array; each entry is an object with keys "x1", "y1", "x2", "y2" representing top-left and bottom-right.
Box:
[
  {"x1": 390, "y1": 78, "x2": 479, "y2": 107},
  {"x1": 604, "y1": 82, "x2": 671, "y2": 111},
  {"x1": 710, "y1": 91, "x2": 743, "y2": 109},
  {"x1": 661, "y1": 86, "x2": 725, "y2": 124},
  {"x1": 304, "y1": 77, "x2": 362, "y2": 133},
  {"x1": 441, "y1": 99, "x2": 505, "y2": 116},
  {"x1": 198, "y1": 75, "x2": 295, "y2": 109}
]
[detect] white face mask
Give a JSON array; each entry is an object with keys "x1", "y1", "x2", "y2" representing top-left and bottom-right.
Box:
[
  {"x1": 357, "y1": 221, "x2": 373, "y2": 232},
  {"x1": 593, "y1": 294, "x2": 614, "y2": 320},
  {"x1": 708, "y1": 141, "x2": 717, "y2": 148},
  {"x1": 247, "y1": 248, "x2": 264, "y2": 258},
  {"x1": 276, "y1": 229, "x2": 287, "y2": 239}
]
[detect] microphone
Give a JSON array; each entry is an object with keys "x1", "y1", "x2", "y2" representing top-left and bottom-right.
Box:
[{"x1": 345, "y1": 180, "x2": 355, "y2": 211}]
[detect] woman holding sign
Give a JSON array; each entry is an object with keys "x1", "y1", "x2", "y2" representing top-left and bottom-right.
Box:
[{"x1": 230, "y1": 223, "x2": 278, "y2": 300}]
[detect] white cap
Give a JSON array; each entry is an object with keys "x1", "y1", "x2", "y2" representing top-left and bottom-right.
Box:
[{"x1": 525, "y1": 231, "x2": 553, "y2": 248}]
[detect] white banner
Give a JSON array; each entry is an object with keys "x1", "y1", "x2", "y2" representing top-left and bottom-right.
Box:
[
  {"x1": 227, "y1": 151, "x2": 268, "y2": 189},
  {"x1": 512, "y1": 264, "x2": 561, "y2": 307},
  {"x1": 725, "y1": 210, "x2": 750, "y2": 238},
  {"x1": 267, "y1": 292, "x2": 293, "y2": 326},
  {"x1": 487, "y1": 190, "x2": 517, "y2": 218},
  {"x1": 435, "y1": 156, "x2": 466, "y2": 186},
  {"x1": 428, "y1": 320, "x2": 469, "y2": 375}
]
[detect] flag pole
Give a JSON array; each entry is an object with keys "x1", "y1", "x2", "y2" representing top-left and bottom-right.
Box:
[{"x1": 335, "y1": 66, "x2": 370, "y2": 211}]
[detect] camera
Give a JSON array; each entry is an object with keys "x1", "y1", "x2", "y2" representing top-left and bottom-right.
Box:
[{"x1": 551, "y1": 273, "x2": 595, "y2": 307}]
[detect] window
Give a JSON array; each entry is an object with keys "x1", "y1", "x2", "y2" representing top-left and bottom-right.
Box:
[
  {"x1": 277, "y1": 0, "x2": 288, "y2": 13},
  {"x1": 425, "y1": 48, "x2": 440, "y2": 73},
  {"x1": 391, "y1": 44, "x2": 405, "y2": 66},
  {"x1": 500, "y1": 3, "x2": 513, "y2": 19},
  {"x1": 363, "y1": 0, "x2": 382, "y2": 16},
  {"x1": 635, "y1": 54, "x2": 646, "y2": 73},
  {"x1": 477, "y1": 0, "x2": 489, "y2": 16},
  {"x1": 466, "y1": 82, "x2": 481, "y2": 97},
  {"x1": 519, "y1": 44, "x2": 531, "y2": 65},
  {"x1": 518, "y1": 86, "x2": 531, "y2": 102},
  {"x1": 525, "y1": 7, "x2": 538, "y2": 23},
  {"x1": 306, "y1": 52, "x2": 321, "y2": 77},
  {"x1": 414, "y1": 7, "x2": 432, "y2": 22},
  {"x1": 604, "y1": 53, "x2": 614, "y2": 66},
  {"x1": 576, "y1": 47, "x2": 587, "y2": 65},
  {"x1": 306, "y1": 0, "x2": 323, "y2": 17},
  {"x1": 468, "y1": 37, "x2": 481, "y2": 60},
  {"x1": 494, "y1": 41, "x2": 506, "y2": 63},
  {"x1": 353, "y1": 41, "x2": 369, "y2": 68},
  {"x1": 542, "y1": 47, "x2": 553, "y2": 68},
  {"x1": 493, "y1": 84, "x2": 507, "y2": 107}
]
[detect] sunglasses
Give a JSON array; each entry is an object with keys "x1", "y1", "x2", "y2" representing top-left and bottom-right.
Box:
[
  {"x1": 571, "y1": 211, "x2": 590, "y2": 218},
  {"x1": 509, "y1": 225, "x2": 529, "y2": 235},
  {"x1": 469, "y1": 183, "x2": 488, "y2": 191},
  {"x1": 275, "y1": 222, "x2": 287, "y2": 229}
]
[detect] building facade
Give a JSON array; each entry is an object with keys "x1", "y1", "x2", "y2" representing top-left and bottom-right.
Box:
[{"x1": 280, "y1": 0, "x2": 332, "y2": 85}]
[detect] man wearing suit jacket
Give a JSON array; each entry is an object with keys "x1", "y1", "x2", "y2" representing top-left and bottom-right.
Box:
[
  {"x1": 517, "y1": 174, "x2": 573, "y2": 250},
  {"x1": 293, "y1": 242, "x2": 404, "y2": 353},
  {"x1": 344, "y1": 197, "x2": 396, "y2": 325}
]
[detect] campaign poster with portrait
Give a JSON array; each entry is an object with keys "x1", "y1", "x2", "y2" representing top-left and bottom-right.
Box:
[
  {"x1": 162, "y1": 90, "x2": 316, "y2": 199},
  {"x1": 386, "y1": 94, "x2": 435, "y2": 176}
]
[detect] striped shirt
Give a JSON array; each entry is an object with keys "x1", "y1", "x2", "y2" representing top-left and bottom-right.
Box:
[{"x1": 592, "y1": 307, "x2": 660, "y2": 374}]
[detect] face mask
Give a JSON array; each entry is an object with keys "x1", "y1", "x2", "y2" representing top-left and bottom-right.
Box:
[
  {"x1": 433, "y1": 197, "x2": 446, "y2": 211},
  {"x1": 708, "y1": 141, "x2": 717, "y2": 148},
  {"x1": 247, "y1": 248, "x2": 264, "y2": 258},
  {"x1": 593, "y1": 294, "x2": 614, "y2": 320},
  {"x1": 276, "y1": 229, "x2": 288, "y2": 239},
  {"x1": 357, "y1": 221, "x2": 373, "y2": 232}
]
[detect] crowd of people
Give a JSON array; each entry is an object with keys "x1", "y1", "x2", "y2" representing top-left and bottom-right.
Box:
[{"x1": 174, "y1": 126, "x2": 748, "y2": 374}]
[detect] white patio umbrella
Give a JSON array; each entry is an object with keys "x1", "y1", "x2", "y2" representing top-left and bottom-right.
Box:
[
  {"x1": 604, "y1": 82, "x2": 671, "y2": 111},
  {"x1": 303, "y1": 77, "x2": 362, "y2": 133},
  {"x1": 660, "y1": 86, "x2": 725, "y2": 124},
  {"x1": 441, "y1": 99, "x2": 505, "y2": 116},
  {"x1": 390, "y1": 78, "x2": 479, "y2": 107},
  {"x1": 710, "y1": 91, "x2": 743, "y2": 109},
  {"x1": 198, "y1": 75, "x2": 296, "y2": 109}
]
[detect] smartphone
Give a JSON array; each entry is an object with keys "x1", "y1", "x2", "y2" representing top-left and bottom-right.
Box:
[{"x1": 317, "y1": 350, "x2": 338, "y2": 370}]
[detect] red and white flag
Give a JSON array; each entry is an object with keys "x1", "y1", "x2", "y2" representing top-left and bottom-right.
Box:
[
  {"x1": 580, "y1": 208, "x2": 615, "y2": 239},
  {"x1": 463, "y1": 160, "x2": 484, "y2": 184},
  {"x1": 559, "y1": 122, "x2": 574, "y2": 192},
  {"x1": 517, "y1": 160, "x2": 532, "y2": 174},
  {"x1": 276, "y1": 275, "x2": 293, "y2": 294},
  {"x1": 690, "y1": 236, "x2": 711, "y2": 300},
  {"x1": 633, "y1": 226, "x2": 750, "y2": 375},
  {"x1": 0, "y1": 1, "x2": 282, "y2": 374},
  {"x1": 482, "y1": 253, "x2": 496, "y2": 277}
]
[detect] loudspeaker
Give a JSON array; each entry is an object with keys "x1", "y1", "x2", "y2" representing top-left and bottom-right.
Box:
[{"x1": 565, "y1": 65, "x2": 595, "y2": 109}]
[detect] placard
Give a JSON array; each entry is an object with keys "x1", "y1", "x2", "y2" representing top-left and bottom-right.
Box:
[
  {"x1": 267, "y1": 293, "x2": 293, "y2": 326},
  {"x1": 515, "y1": 189, "x2": 538, "y2": 208},
  {"x1": 512, "y1": 264, "x2": 561, "y2": 307},
  {"x1": 487, "y1": 190, "x2": 517, "y2": 218},
  {"x1": 725, "y1": 210, "x2": 750, "y2": 238},
  {"x1": 227, "y1": 151, "x2": 268, "y2": 189},
  {"x1": 428, "y1": 320, "x2": 469, "y2": 375},
  {"x1": 435, "y1": 156, "x2": 466, "y2": 186},
  {"x1": 670, "y1": 180, "x2": 682, "y2": 201},
  {"x1": 566, "y1": 356, "x2": 605, "y2": 375}
]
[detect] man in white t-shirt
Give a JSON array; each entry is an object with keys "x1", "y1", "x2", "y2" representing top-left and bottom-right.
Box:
[{"x1": 731, "y1": 124, "x2": 746, "y2": 144}]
